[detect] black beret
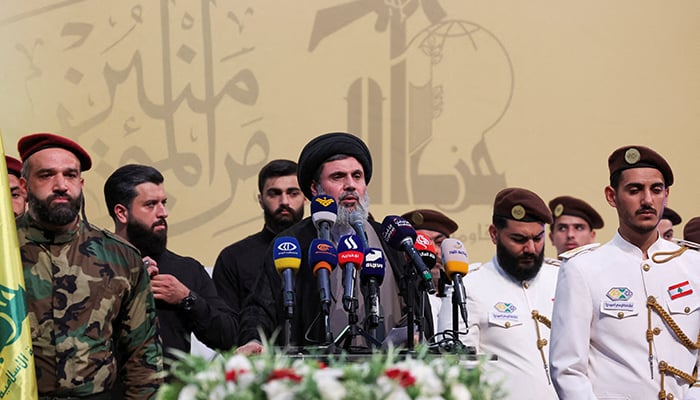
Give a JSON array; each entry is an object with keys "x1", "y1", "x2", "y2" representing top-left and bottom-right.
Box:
[
  {"x1": 608, "y1": 145, "x2": 673, "y2": 187},
  {"x1": 5, "y1": 155, "x2": 22, "y2": 177},
  {"x1": 494, "y1": 187, "x2": 553, "y2": 225},
  {"x1": 549, "y1": 196, "x2": 604, "y2": 230},
  {"x1": 662, "y1": 207, "x2": 682, "y2": 226},
  {"x1": 683, "y1": 217, "x2": 700, "y2": 244},
  {"x1": 297, "y1": 132, "x2": 372, "y2": 200},
  {"x1": 18, "y1": 132, "x2": 92, "y2": 171},
  {"x1": 401, "y1": 209, "x2": 459, "y2": 237}
]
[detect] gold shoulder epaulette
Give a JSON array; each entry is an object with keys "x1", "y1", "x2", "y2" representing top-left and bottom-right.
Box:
[
  {"x1": 651, "y1": 239, "x2": 699, "y2": 263},
  {"x1": 469, "y1": 262, "x2": 482, "y2": 272},
  {"x1": 672, "y1": 238, "x2": 700, "y2": 251},
  {"x1": 558, "y1": 243, "x2": 601, "y2": 261},
  {"x1": 544, "y1": 257, "x2": 561, "y2": 267}
]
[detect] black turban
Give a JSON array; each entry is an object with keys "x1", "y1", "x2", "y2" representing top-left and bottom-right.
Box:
[{"x1": 297, "y1": 132, "x2": 372, "y2": 200}]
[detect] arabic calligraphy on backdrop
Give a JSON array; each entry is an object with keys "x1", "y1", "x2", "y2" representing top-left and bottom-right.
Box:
[{"x1": 2, "y1": 0, "x2": 515, "y2": 262}]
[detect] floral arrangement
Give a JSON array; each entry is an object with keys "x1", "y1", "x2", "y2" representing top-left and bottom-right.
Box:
[{"x1": 156, "y1": 344, "x2": 503, "y2": 400}]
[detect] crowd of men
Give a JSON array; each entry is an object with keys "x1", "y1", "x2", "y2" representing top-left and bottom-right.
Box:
[{"x1": 3, "y1": 131, "x2": 700, "y2": 399}]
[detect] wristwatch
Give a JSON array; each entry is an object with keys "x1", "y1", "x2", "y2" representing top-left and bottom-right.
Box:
[{"x1": 180, "y1": 291, "x2": 197, "y2": 311}]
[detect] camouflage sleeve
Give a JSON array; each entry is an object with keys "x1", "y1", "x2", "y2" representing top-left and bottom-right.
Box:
[{"x1": 116, "y1": 251, "x2": 164, "y2": 399}]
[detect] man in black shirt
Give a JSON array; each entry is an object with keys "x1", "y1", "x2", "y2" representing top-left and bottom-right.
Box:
[
  {"x1": 104, "y1": 164, "x2": 238, "y2": 358},
  {"x1": 212, "y1": 159, "x2": 305, "y2": 345}
]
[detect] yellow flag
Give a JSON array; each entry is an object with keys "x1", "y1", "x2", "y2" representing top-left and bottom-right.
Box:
[{"x1": 0, "y1": 133, "x2": 37, "y2": 399}]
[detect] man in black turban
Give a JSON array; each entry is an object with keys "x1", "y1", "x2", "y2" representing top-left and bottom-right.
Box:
[{"x1": 238, "y1": 132, "x2": 434, "y2": 353}]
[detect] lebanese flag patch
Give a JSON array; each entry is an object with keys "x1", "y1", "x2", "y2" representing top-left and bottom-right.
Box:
[{"x1": 668, "y1": 281, "x2": 693, "y2": 300}]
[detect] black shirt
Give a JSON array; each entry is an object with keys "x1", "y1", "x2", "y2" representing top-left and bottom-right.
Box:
[
  {"x1": 154, "y1": 250, "x2": 239, "y2": 357},
  {"x1": 212, "y1": 226, "x2": 276, "y2": 346}
]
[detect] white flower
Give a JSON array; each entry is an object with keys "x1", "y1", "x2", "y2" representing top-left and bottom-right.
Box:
[
  {"x1": 208, "y1": 384, "x2": 228, "y2": 400},
  {"x1": 313, "y1": 368, "x2": 346, "y2": 400},
  {"x1": 225, "y1": 354, "x2": 253, "y2": 371},
  {"x1": 410, "y1": 363, "x2": 443, "y2": 395},
  {"x1": 450, "y1": 383, "x2": 472, "y2": 400},
  {"x1": 177, "y1": 384, "x2": 199, "y2": 400},
  {"x1": 262, "y1": 380, "x2": 295, "y2": 400}
]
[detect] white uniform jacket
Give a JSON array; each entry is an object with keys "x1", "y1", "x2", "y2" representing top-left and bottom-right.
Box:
[
  {"x1": 550, "y1": 233, "x2": 700, "y2": 400},
  {"x1": 448, "y1": 256, "x2": 559, "y2": 400}
]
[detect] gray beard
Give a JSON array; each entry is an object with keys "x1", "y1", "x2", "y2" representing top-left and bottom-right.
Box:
[{"x1": 316, "y1": 185, "x2": 370, "y2": 227}]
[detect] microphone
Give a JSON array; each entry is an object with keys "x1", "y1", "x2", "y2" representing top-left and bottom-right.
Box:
[
  {"x1": 349, "y1": 211, "x2": 369, "y2": 249},
  {"x1": 360, "y1": 248, "x2": 386, "y2": 327},
  {"x1": 311, "y1": 195, "x2": 337, "y2": 241},
  {"x1": 414, "y1": 231, "x2": 437, "y2": 270},
  {"x1": 380, "y1": 215, "x2": 436, "y2": 294},
  {"x1": 308, "y1": 238, "x2": 337, "y2": 312},
  {"x1": 337, "y1": 235, "x2": 365, "y2": 312},
  {"x1": 441, "y1": 238, "x2": 470, "y2": 326},
  {"x1": 273, "y1": 236, "x2": 302, "y2": 319}
]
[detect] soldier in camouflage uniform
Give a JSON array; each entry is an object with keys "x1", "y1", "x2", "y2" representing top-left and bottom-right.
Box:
[{"x1": 16, "y1": 132, "x2": 163, "y2": 399}]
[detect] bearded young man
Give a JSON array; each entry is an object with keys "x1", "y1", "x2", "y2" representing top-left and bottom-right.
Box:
[
  {"x1": 450, "y1": 187, "x2": 559, "y2": 400},
  {"x1": 104, "y1": 164, "x2": 238, "y2": 358},
  {"x1": 16, "y1": 133, "x2": 162, "y2": 399},
  {"x1": 550, "y1": 146, "x2": 700, "y2": 399},
  {"x1": 238, "y1": 132, "x2": 434, "y2": 353},
  {"x1": 212, "y1": 159, "x2": 305, "y2": 346}
]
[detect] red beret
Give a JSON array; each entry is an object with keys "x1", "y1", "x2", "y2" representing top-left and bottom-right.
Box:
[
  {"x1": 549, "y1": 196, "x2": 604, "y2": 230},
  {"x1": 608, "y1": 145, "x2": 673, "y2": 187},
  {"x1": 493, "y1": 187, "x2": 553, "y2": 225},
  {"x1": 5, "y1": 155, "x2": 22, "y2": 177},
  {"x1": 683, "y1": 217, "x2": 700, "y2": 244},
  {"x1": 401, "y1": 209, "x2": 459, "y2": 237},
  {"x1": 662, "y1": 207, "x2": 682, "y2": 226},
  {"x1": 18, "y1": 132, "x2": 92, "y2": 171}
]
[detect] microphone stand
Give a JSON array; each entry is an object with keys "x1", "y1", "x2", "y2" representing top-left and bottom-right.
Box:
[
  {"x1": 334, "y1": 289, "x2": 381, "y2": 352},
  {"x1": 320, "y1": 301, "x2": 333, "y2": 345},
  {"x1": 365, "y1": 280, "x2": 380, "y2": 341}
]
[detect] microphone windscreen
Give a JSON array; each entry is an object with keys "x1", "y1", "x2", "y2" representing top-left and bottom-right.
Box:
[
  {"x1": 311, "y1": 195, "x2": 337, "y2": 228},
  {"x1": 380, "y1": 215, "x2": 417, "y2": 250},
  {"x1": 441, "y1": 238, "x2": 469, "y2": 279},
  {"x1": 273, "y1": 236, "x2": 302, "y2": 273},
  {"x1": 414, "y1": 232, "x2": 437, "y2": 269},
  {"x1": 360, "y1": 248, "x2": 386, "y2": 285},
  {"x1": 337, "y1": 234, "x2": 364, "y2": 269},
  {"x1": 309, "y1": 238, "x2": 337, "y2": 276},
  {"x1": 349, "y1": 211, "x2": 364, "y2": 227}
]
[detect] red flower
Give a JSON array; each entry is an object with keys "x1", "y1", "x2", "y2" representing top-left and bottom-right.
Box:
[
  {"x1": 385, "y1": 368, "x2": 416, "y2": 388},
  {"x1": 268, "y1": 368, "x2": 303, "y2": 383},
  {"x1": 225, "y1": 368, "x2": 248, "y2": 382}
]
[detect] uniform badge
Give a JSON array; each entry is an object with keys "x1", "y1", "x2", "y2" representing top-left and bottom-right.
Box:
[
  {"x1": 604, "y1": 287, "x2": 634, "y2": 312},
  {"x1": 624, "y1": 148, "x2": 641, "y2": 164},
  {"x1": 494, "y1": 302, "x2": 517, "y2": 313},
  {"x1": 511, "y1": 205, "x2": 526, "y2": 220},
  {"x1": 668, "y1": 281, "x2": 693, "y2": 300},
  {"x1": 606, "y1": 287, "x2": 633, "y2": 301},
  {"x1": 553, "y1": 203, "x2": 564, "y2": 218}
]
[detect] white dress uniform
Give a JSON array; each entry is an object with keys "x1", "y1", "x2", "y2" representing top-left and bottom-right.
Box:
[
  {"x1": 439, "y1": 256, "x2": 559, "y2": 400},
  {"x1": 550, "y1": 233, "x2": 700, "y2": 400}
]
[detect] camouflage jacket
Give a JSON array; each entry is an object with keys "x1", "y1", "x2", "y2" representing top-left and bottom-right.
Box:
[{"x1": 17, "y1": 214, "x2": 163, "y2": 398}]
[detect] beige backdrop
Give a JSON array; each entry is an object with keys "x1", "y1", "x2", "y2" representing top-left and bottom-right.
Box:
[{"x1": 2, "y1": 1, "x2": 699, "y2": 266}]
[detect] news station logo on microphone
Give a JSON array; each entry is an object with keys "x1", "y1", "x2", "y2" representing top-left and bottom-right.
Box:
[
  {"x1": 311, "y1": 239, "x2": 335, "y2": 255},
  {"x1": 311, "y1": 194, "x2": 337, "y2": 211},
  {"x1": 273, "y1": 237, "x2": 302, "y2": 270},
  {"x1": 338, "y1": 235, "x2": 364, "y2": 264},
  {"x1": 364, "y1": 248, "x2": 384, "y2": 268},
  {"x1": 444, "y1": 239, "x2": 468, "y2": 259}
]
